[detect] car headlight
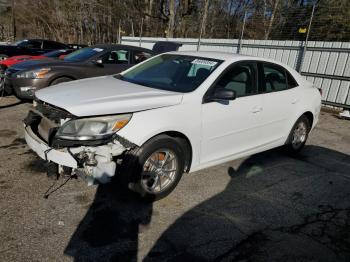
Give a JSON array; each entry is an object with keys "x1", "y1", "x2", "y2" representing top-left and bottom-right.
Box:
[
  {"x1": 15, "y1": 68, "x2": 51, "y2": 79},
  {"x1": 55, "y1": 114, "x2": 132, "y2": 140}
]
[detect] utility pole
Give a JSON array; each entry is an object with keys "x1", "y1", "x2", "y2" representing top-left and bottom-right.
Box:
[
  {"x1": 118, "y1": 20, "x2": 121, "y2": 44},
  {"x1": 139, "y1": 18, "x2": 143, "y2": 47},
  {"x1": 298, "y1": 2, "x2": 316, "y2": 72},
  {"x1": 237, "y1": 11, "x2": 247, "y2": 54},
  {"x1": 11, "y1": 0, "x2": 16, "y2": 41},
  {"x1": 131, "y1": 19, "x2": 134, "y2": 37},
  {"x1": 197, "y1": 0, "x2": 209, "y2": 51}
]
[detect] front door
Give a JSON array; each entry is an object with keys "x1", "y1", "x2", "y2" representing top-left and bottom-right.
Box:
[{"x1": 201, "y1": 61, "x2": 264, "y2": 164}]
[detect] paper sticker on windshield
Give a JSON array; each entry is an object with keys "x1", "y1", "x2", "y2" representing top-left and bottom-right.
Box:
[
  {"x1": 93, "y1": 48, "x2": 104, "y2": 52},
  {"x1": 191, "y1": 59, "x2": 217, "y2": 67}
]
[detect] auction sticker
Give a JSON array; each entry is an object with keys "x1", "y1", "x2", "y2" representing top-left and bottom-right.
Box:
[{"x1": 191, "y1": 59, "x2": 217, "y2": 67}]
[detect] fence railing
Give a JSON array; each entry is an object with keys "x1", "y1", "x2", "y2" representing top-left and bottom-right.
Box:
[{"x1": 121, "y1": 36, "x2": 350, "y2": 109}]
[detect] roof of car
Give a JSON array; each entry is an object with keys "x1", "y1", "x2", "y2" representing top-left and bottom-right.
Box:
[
  {"x1": 28, "y1": 39, "x2": 65, "y2": 44},
  {"x1": 173, "y1": 51, "x2": 244, "y2": 60},
  {"x1": 91, "y1": 44, "x2": 153, "y2": 52},
  {"x1": 167, "y1": 51, "x2": 296, "y2": 69}
]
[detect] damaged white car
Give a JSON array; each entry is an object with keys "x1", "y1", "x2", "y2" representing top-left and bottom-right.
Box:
[{"x1": 24, "y1": 52, "x2": 321, "y2": 200}]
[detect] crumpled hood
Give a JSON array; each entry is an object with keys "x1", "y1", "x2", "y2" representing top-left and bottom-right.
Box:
[{"x1": 35, "y1": 76, "x2": 184, "y2": 117}]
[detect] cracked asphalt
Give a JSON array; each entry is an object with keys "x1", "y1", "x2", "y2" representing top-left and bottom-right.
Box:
[{"x1": 0, "y1": 96, "x2": 349, "y2": 262}]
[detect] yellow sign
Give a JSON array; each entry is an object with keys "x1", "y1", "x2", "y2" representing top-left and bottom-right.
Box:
[{"x1": 299, "y1": 27, "x2": 307, "y2": 34}]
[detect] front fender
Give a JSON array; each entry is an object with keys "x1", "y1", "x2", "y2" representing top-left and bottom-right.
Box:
[{"x1": 117, "y1": 103, "x2": 201, "y2": 171}]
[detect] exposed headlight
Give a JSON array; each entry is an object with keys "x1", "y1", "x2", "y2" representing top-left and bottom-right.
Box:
[
  {"x1": 15, "y1": 68, "x2": 51, "y2": 79},
  {"x1": 55, "y1": 114, "x2": 132, "y2": 140}
]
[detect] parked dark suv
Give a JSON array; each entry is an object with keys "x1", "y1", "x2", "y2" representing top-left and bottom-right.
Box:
[{"x1": 0, "y1": 39, "x2": 70, "y2": 60}]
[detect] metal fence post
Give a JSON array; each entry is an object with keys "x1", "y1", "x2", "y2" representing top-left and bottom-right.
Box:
[
  {"x1": 237, "y1": 11, "x2": 247, "y2": 54},
  {"x1": 298, "y1": 3, "x2": 316, "y2": 72},
  {"x1": 197, "y1": 28, "x2": 202, "y2": 51},
  {"x1": 139, "y1": 18, "x2": 143, "y2": 47},
  {"x1": 118, "y1": 20, "x2": 121, "y2": 44}
]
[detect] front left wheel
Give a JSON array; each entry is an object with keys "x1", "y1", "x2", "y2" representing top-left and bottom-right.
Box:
[{"x1": 120, "y1": 135, "x2": 186, "y2": 201}]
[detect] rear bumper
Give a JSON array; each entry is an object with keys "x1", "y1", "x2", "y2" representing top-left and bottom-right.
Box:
[{"x1": 24, "y1": 125, "x2": 77, "y2": 168}]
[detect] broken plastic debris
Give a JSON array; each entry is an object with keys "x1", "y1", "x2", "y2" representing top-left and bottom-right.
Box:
[{"x1": 339, "y1": 110, "x2": 350, "y2": 120}]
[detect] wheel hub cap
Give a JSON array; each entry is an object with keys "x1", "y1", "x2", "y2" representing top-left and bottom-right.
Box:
[
  {"x1": 141, "y1": 150, "x2": 177, "y2": 194},
  {"x1": 292, "y1": 122, "x2": 307, "y2": 148}
]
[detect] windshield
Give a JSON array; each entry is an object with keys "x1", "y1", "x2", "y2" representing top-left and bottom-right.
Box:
[
  {"x1": 119, "y1": 54, "x2": 222, "y2": 93},
  {"x1": 14, "y1": 40, "x2": 27, "y2": 46},
  {"x1": 63, "y1": 47, "x2": 104, "y2": 62}
]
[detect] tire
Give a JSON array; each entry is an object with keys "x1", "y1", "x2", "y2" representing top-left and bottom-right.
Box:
[
  {"x1": 0, "y1": 65, "x2": 9, "y2": 95},
  {"x1": 50, "y1": 77, "x2": 73, "y2": 86},
  {"x1": 285, "y1": 115, "x2": 311, "y2": 154},
  {"x1": 0, "y1": 54, "x2": 8, "y2": 61},
  {"x1": 119, "y1": 134, "x2": 185, "y2": 201}
]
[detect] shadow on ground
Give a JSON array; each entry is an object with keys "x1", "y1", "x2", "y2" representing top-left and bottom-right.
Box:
[
  {"x1": 64, "y1": 182, "x2": 153, "y2": 262},
  {"x1": 64, "y1": 145, "x2": 350, "y2": 262},
  {"x1": 0, "y1": 96, "x2": 24, "y2": 109}
]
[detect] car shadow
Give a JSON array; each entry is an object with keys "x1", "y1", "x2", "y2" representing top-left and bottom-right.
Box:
[
  {"x1": 0, "y1": 100, "x2": 23, "y2": 109},
  {"x1": 145, "y1": 145, "x2": 350, "y2": 261},
  {"x1": 64, "y1": 180, "x2": 153, "y2": 262},
  {"x1": 64, "y1": 146, "x2": 350, "y2": 262}
]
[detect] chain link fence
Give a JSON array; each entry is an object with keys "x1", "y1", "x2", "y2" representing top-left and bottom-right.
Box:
[{"x1": 122, "y1": 3, "x2": 350, "y2": 109}]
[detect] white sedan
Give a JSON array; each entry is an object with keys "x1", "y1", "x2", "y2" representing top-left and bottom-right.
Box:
[{"x1": 24, "y1": 51, "x2": 321, "y2": 200}]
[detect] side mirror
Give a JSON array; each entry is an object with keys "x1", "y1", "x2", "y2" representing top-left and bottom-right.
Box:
[
  {"x1": 204, "y1": 88, "x2": 236, "y2": 103},
  {"x1": 92, "y1": 59, "x2": 103, "y2": 66}
]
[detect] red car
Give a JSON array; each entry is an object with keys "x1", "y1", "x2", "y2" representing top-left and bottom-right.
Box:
[
  {"x1": 0, "y1": 49, "x2": 74, "y2": 69},
  {"x1": 0, "y1": 49, "x2": 74, "y2": 94}
]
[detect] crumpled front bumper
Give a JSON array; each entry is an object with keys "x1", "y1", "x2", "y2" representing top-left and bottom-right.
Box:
[
  {"x1": 24, "y1": 125, "x2": 78, "y2": 168},
  {"x1": 24, "y1": 124, "x2": 127, "y2": 184}
]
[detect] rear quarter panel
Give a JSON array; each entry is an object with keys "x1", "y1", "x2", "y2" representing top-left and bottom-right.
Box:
[{"x1": 288, "y1": 81, "x2": 321, "y2": 138}]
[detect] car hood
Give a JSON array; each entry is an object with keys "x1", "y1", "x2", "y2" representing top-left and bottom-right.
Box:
[
  {"x1": 35, "y1": 76, "x2": 184, "y2": 117},
  {"x1": 11, "y1": 59, "x2": 64, "y2": 70},
  {"x1": 7, "y1": 55, "x2": 33, "y2": 60}
]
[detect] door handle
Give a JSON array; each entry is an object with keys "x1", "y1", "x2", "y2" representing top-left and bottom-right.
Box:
[{"x1": 251, "y1": 107, "x2": 262, "y2": 113}]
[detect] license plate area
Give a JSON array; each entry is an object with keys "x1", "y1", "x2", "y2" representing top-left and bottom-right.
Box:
[{"x1": 38, "y1": 116, "x2": 59, "y2": 143}]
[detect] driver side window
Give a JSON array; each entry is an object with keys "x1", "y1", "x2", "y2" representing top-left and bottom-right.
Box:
[{"x1": 215, "y1": 62, "x2": 257, "y2": 98}]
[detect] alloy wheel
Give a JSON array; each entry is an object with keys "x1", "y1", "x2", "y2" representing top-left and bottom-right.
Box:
[{"x1": 141, "y1": 149, "x2": 178, "y2": 194}]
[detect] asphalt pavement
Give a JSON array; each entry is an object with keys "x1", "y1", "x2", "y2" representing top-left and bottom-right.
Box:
[{"x1": 0, "y1": 96, "x2": 349, "y2": 262}]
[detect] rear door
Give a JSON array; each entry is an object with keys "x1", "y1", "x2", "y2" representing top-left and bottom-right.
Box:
[
  {"x1": 201, "y1": 61, "x2": 264, "y2": 164},
  {"x1": 258, "y1": 62, "x2": 300, "y2": 145}
]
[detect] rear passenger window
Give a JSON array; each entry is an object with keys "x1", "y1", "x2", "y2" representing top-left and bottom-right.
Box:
[
  {"x1": 134, "y1": 51, "x2": 152, "y2": 64},
  {"x1": 101, "y1": 50, "x2": 130, "y2": 64},
  {"x1": 43, "y1": 41, "x2": 66, "y2": 50},
  {"x1": 263, "y1": 64, "x2": 288, "y2": 92},
  {"x1": 215, "y1": 63, "x2": 257, "y2": 97}
]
